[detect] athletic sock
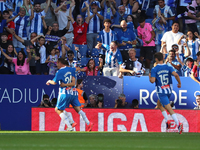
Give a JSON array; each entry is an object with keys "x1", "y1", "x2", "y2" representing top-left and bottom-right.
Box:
[
  {"x1": 78, "y1": 110, "x2": 90, "y2": 125},
  {"x1": 162, "y1": 111, "x2": 168, "y2": 123},
  {"x1": 59, "y1": 112, "x2": 72, "y2": 128},
  {"x1": 64, "y1": 110, "x2": 74, "y2": 124},
  {"x1": 171, "y1": 114, "x2": 179, "y2": 126}
]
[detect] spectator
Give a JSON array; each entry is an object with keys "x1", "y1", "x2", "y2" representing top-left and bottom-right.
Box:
[
  {"x1": 100, "y1": 0, "x2": 116, "y2": 24},
  {"x1": 119, "y1": 48, "x2": 145, "y2": 77},
  {"x1": 191, "y1": 51, "x2": 200, "y2": 84},
  {"x1": 120, "y1": 0, "x2": 133, "y2": 15},
  {"x1": 55, "y1": 48, "x2": 61, "y2": 58},
  {"x1": 130, "y1": 0, "x2": 140, "y2": 28},
  {"x1": 137, "y1": 16, "x2": 155, "y2": 74},
  {"x1": 161, "y1": 21, "x2": 184, "y2": 54},
  {"x1": 54, "y1": 0, "x2": 75, "y2": 46},
  {"x1": 116, "y1": 20, "x2": 137, "y2": 61},
  {"x1": 96, "y1": 41, "x2": 123, "y2": 76},
  {"x1": 194, "y1": 95, "x2": 200, "y2": 109},
  {"x1": 57, "y1": 36, "x2": 71, "y2": 58},
  {"x1": 178, "y1": 31, "x2": 200, "y2": 60},
  {"x1": 45, "y1": 21, "x2": 70, "y2": 48},
  {"x1": 13, "y1": 32, "x2": 38, "y2": 75},
  {"x1": 87, "y1": 94, "x2": 97, "y2": 107},
  {"x1": 77, "y1": 58, "x2": 103, "y2": 76},
  {"x1": 45, "y1": 48, "x2": 58, "y2": 75},
  {"x1": 97, "y1": 19, "x2": 117, "y2": 74},
  {"x1": 70, "y1": 79, "x2": 88, "y2": 108},
  {"x1": 2, "y1": 10, "x2": 15, "y2": 41},
  {"x1": 0, "y1": 1, "x2": 13, "y2": 12},
  {"x1": 114, "y1": 93, "x2": 128, "y2": 108},
  {"x1": 0, "y1": 44, "x2": 17, "y2": 74},
  {"x1": 131, "y1": 99, "x2": 139, "y2": 109},
  {"x1": 81, "y1": 0, "x2": 101, "y2": 17},
  {"x1": 86, "y1": 1, "x2": 104, "y2": 55},
  {"x1": 13, "y1": 7, "x2": 34, "y2": 48},
  {"x1": 176, "y1": 55, "x2": 194, "y2": 77},
  {"x1": 31, "y1": 35, "x2": 48, "y2": 75},
  {"x1": 96, "y1": 93, "x2": 104, "y2": 108},
  {"x1": 41, "y1": 0, "x2": 57, "y2": 26},
  {"x1": 153, "y1": 0, "x2": 175, "y2": 31},
  {"x1": 63, "y1": 50, "x2": 77, "y2": 67},
  {"x1": 69, "y1": 1, "x2": 90, "y2": 58},
  {"x1": 0, "y1": 32, "x2": 13, "y2": 50},
  {"x1": 25, "y1": 0, "x2": 51, "y2": 36},
  {"x1": 112, "y1": 5, "x2": 128, "y2": 27},
  {"x1": 0, "y1": 47, "x2": 32, "y2": 75},
  {"x1": 184, "y1": 0, "x2": 200, "y2": 34},
  {"x1": 38, "y1": 94, "x2": 52, "y2": 107},
  {"x1": 165, "y1": 49, "x2": 182, "y2": 76}
]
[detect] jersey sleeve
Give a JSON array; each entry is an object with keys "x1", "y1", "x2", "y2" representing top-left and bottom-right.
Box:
[
  {"x1": 52, "y1": 71, "x2": 59, "y2": 83},
  {"x1": 151, "y1": 68, "x2": 156, "y2": 77},
  {"x1": 191, "y1": 65, "x2": 197, "y2": 73},
  {"x1": 169, "y1": 66, "x2": 175, "y2": 74}
]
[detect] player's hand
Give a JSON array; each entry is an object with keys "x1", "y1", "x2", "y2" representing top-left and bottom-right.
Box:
[
  {"x1": 177, "y1": 83, "x2": 181, "y2": 88},
  {"x1": 46, "y1": 80, "x2": 51, "y2": 85},
  {"x1": 145, "y1": 40, "x2": 150, "y2": 44}
]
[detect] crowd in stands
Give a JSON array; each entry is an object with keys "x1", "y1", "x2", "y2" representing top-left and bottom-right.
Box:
[{"x1": 0, "y1": 0, "x2": 200, "y2": 80}]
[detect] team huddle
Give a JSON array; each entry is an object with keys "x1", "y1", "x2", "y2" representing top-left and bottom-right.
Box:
[{"x1": 46, "y1": 53, "x2": 183, "y2": 133}]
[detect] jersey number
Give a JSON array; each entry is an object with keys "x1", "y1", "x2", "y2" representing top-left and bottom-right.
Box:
[{"x1": 159, "y1": 74, "x2": 169, "y2": 85}]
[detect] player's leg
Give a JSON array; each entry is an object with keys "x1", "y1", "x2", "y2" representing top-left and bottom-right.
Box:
[
  {"x1": 157, "y1": 99, "x2": 171, "y2": 129},
  {"x1": 71, "y1": 96, "x2": 94, "y2": 131},
  {"x1": 55, "y1": 94, "x2": 73, "y2": 131}
]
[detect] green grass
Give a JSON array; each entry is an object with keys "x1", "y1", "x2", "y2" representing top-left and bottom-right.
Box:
[{"x1": 0, "y1": 131, "x2": 199, "y2": 150}]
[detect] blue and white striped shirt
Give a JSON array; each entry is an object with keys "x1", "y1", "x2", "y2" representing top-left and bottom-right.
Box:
[
  {"x1": 30, "y1": 10, "x2": 46, "y2": 35},
  {"x1": 14, "y1": 16, "x2": 30, "y2": 38},
  {"x1": 86, "y1": 11, "x2": 102, "y2": 34}
]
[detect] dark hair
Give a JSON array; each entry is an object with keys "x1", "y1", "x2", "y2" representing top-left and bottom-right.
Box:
[
  {"x1": 38, "y1": 36, "x2": 45, "y2": 41},
  {"x1": 17, "y1": 50, "x2": 26, "y2": 66},
  {"x1": 132, "y1": 99, "x2": 139, "y2": 108},
  {"x1": 1, "y1": 32, "x2": 8, "y2": 37},
  {"x1": 30, "y1": 32, "x2": 37, "y2": 36},
  {"x1": 0, "y1": 11, "x2": 3, "y2": 22},
  {"x1": 120, "y1": 0, "x2": 129, "y2": 6},
  {"x1": 111, "y1": 41, "x2": 118, "y2": 46},
  {"x1": 76, "y1": 79, "x2": 83, "y2": 87},
  {"x1": 67, "y1": 50, "x2": 74, "y2": 55},
  {"x1": 196, "y1": 51, "x2": 200, "y2": 56},
  {"x1": 3, "y1": 10, "x2": 9, "y2": 15},
  {"x1": 158, "y1": 0, "x2": 164, "y2": 2},
  {"x1": 103, "y1": 19, "x2": 112, "y2": 24},
  {"x1": 58, "y1": 58, "x2": 69, "y2": 66},
  {"x1": 43, "y1": 94, "x2": 49, "y2": 100},
  {"x1": 86, "y1": 59, "x2": 96, "y2": 76},
  {"x1": 138, "y1": 16, "x2": 146, "y2": 23},
  {"x1": 126, "y1": 14, "x2": 134, "y2": 23},
  {"x1": 154, "y1": 52, "x2": 163, "y2": 61},
  {"x1": 186, "y1": 31, "x2": 195, "y2": 42},
  {"x1": 34, "y1": 3, "x2": 41, "y2": 6},
  {"x1": 185, "y1": 57, "x2": 194, "y2": 63},
  {"x1": 172, "y1": 20, "x2": 179, "y2": 26},
  {"x1": 5, "y1": 44, "x2": 15, "y2": 64},
  {"x1": 169, "y1": 49, "x2": 176, "y2": 54}
]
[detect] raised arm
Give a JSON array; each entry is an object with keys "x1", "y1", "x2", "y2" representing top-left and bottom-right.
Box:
[
  {"x1": 31, "y1": 35, "x2": 42, "y2": 44},
  {"x1": 176, "y1": 52, "x2": 184, "y2": 66},
  {"x1": 23, "y1": 0, "x2": 30, "y2": 12},
  {"x1": 183, "y1": 42, "x2": 191, "y2": 57},
  {"x1": 177, "y1": 35, "x2": 185, "y2": 45},
  {"x1": 85, "y1": 2, "x2": 90, "y2": 23},
  {"x1": 41, "y1": 16, "x2": 47, "y2": 30},
  {"x1": 6, "y1": 13, "x2": 19, "y2": 23},
  {"x1": 29, "y1": 6, "x2": 34, "y2": 20},
  {"x1": 0, "y1": 48, "x2": 13, "y2": 61},
  {"x1": 110, "y1": 1, "x2": 116, "y2": 15},
  {"x1": 44, "y1": 0, "x2": 51, "y2": 13},
  {"x1": 54, "y1": 1, "x2": 65, "y2": 13},
  {"x1": 26, "y1": 47, "x2": 32, "y2": 63},
  {"x1": 69, "y1": 1, "x2": 75, "y2": 23},
  {"x1": 100, "y1": 0, "x2": 105, "y2": 9}
]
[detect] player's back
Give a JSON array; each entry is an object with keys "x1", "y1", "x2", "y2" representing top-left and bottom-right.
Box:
[{"x1": 151, "y1": 64, "x2": 174, "y2": 95}]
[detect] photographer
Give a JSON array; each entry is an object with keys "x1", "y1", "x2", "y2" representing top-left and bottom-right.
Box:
[
  {"x1": 38, "y1": 94, "x2": 52, "y2": 107},
  {"x1": 86, "y1": 94, "x2": 97, "y2": 108},
  {"x1": 96, "y1": 93, "x2": 104, "y2": 108},
  {"x1": 114, "y1": 93, "x2": 128, "y2": 108}
]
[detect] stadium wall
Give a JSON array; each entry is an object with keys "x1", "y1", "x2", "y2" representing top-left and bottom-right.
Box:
[
  {"x1": 0, "y1": 75, "x2": 199, "y2": 130},
  {"x1": 32, "y1": 108, "x2": 200, "y2": 132}
]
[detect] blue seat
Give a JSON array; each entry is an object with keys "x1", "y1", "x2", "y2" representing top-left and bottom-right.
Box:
[
  {"x1": 91, "y1": 48, "x2": 100, "y2": 57},
  {"x1": 79, "y1": 57, "x2": 90, "y2": 67},
  {"x1": 145, "y1": 19, "x2": 153, "y2": 25},
  {"x1": 15, "y1": 48, "x2": 28, "y2": 57},
  {"x1": 146, "y1": 8, "x2": 154, "y2": 19},
  {"x1": 135, "y1": 48, "x2": 140, "y2": 58}
]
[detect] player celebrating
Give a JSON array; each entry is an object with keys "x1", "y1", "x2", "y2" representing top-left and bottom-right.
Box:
[
  {"x1": 46, "y1": 58, "x2": 93, "y2": 131},
  {"x1": 149, "y1": 52, "x2": 183, "y2": 134}
]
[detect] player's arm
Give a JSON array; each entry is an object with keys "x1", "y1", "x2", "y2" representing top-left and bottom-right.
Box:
[
  {"x1": 60, "y1": 77, "x2": 76, "y2": 87},
  {"x1": 149, "y1": 74, "x2": 156, "y2": 83},
  {"x1": 46, "y1": 80, "x2": 57, "y2": 85},
  {"x1": 172, "y1": 71, "x2": 181, "y2": 88}
]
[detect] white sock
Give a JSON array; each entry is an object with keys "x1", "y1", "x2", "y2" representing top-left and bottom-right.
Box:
[
  {"x1": 171, "y1": 114, "x2": 179, "y2": 126},
  {"x1": 59, "y1": 112, "x2": 72, "y2": 128},
  {"x1": 78, "y1": 110, "x2": 90, "y2": 125},
  {"x1": 64, "y1": 110, "x2": 74, "y2": 124},
  {"x1": 162, "y1": 111, "x2": 168, "y2": 123}
]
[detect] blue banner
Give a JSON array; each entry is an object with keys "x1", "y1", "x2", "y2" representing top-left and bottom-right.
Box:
[
  {"x1": 124, "y1": 76, "x2": 199, "y2": 109},
  {"x1": 0, "y1": 75, "x2": 199, "y2": 130}
]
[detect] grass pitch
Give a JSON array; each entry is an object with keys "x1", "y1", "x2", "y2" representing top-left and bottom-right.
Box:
[{"x1": 0, "y1": 131, "x2": 199, "y2": 150}]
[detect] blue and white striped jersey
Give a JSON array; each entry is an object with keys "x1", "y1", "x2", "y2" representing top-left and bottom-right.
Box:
[
  {"x1": 14, "y1": 16, "x2": 30, "y2": 38},
  {"x1": 53, "y1": 66, "x2": 77, "y2": 95},
  {"x1": 29, "y1": 10, "x2": 46, "y2": 35},
  {"x1": 151, "y1": 64, "x2": 174, "y2": 94}
]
